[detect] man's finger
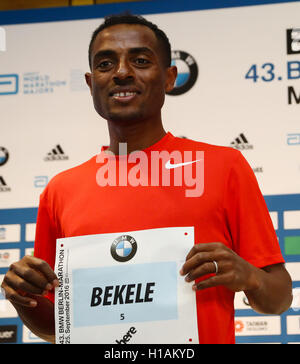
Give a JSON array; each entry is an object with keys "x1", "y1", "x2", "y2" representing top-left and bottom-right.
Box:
[
  {"x1": 180, "y1": 251, "x2": 221, "y2": 276},
  {"x1": 184, "y1": 261, "x2": 220, "y2": 282},
  {"x1": 185, "y1": 242, "x2": 228, "y2": 261},
  {"x1": 4, "y1": 270, "x2": 48, "y2": 296},
  {"x1": 1, "y1": 282, "x2": 37, "y2": 308},
  {"x1": 24, "y1": 256, "x2": 59, "y2": 287},
  {"x1": 193, "y1": 272, "x2": 233, "y2": 291}
]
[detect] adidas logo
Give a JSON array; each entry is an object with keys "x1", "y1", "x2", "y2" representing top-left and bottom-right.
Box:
[
  {"x1": 44, "y1": 144, "x2": 69, "y2": 161},
  {"x1": 230, "y1": 133, "x2": 253, "y2": 150},
  {"x1": 0, "y1": 176, "x2": 11, "y2": 192}
]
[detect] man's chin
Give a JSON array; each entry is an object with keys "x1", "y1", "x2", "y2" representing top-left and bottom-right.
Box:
[{"x1": 106, "y1": 111, "x2": 146, "y2": 124}]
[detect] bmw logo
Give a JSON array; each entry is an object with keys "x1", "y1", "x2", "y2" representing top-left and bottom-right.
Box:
[
  {"x1": 111, "y1": 235, "x2": 137, "y2": 262},
  {"x1": 167, "y1": 50, "x2": 199, "y2": 96},
  {"x1": 0, "y1": 147, "x2": 9, "y2": 167}
]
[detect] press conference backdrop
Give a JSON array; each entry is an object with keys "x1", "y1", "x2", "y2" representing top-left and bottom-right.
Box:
[{"x1": 0, "y1": 0, "x2": 300, "y2": 344}]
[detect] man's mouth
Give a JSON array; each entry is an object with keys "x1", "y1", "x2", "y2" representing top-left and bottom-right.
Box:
[
  {"x1": 113, "y1": 91, "x2": 136, "y2": 98},
  {"x1": 110, "y1": 90, "x2": 139, "y2": 103}
]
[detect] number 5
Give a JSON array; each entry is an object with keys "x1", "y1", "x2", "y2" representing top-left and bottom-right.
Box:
[{"x1": 120, "y1": 313, "x2": 125, "y2": 320}]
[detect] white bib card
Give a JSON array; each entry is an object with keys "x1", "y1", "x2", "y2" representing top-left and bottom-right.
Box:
[{"x1": 54, "y1": 227, "x2": 199, "y2": 344}]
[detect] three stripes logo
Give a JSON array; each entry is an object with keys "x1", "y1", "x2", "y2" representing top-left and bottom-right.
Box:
[
  {"x1": 230, "y1": 133, "x2": 253, "y2": 150},
  {"x1": 44, "y1": 144, "x2": 69, "y2": 161},
  {"x1": 0, "y1": 176, "x2": 11, "y2": 192}
]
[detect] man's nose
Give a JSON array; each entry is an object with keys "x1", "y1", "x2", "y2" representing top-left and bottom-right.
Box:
[{"x1": 113, "y1": 59, "x2": 134, "y2": 82}]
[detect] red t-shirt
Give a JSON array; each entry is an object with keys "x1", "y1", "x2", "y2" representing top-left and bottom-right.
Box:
[{"x1": 34, "y1": 132, "x2": 284, "y2": 344}]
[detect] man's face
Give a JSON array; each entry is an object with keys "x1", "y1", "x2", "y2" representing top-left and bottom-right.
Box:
[{"x1": 85, "y1": 24, "x2": 177, "y2": 123}]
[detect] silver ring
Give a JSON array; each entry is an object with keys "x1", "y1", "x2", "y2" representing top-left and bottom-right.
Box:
[{"x1": 212, "y1": 260, "x2": 218, "y2": 274}]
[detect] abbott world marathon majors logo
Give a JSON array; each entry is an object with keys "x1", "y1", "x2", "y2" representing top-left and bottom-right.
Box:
[
  {"x1": 0, "y1": 72, "x2": 66, "y2": 96},
  {"x1": 111, "y1": 235, "x2": 137, "y2": 263},
  {"x1": 167, "y1": 51, "x2": 199, "y2": 96}
]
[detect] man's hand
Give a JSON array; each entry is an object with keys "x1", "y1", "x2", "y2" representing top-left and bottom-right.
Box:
[
  {"x1": 180, "y1": 242, "x2": 292, "y2": 315},
  {"x1": 180, "y1": 242, "x2": 260, "y2": 292},
  {"x1": 1, "y1": 255, "x2": 59, "y2": 308}
]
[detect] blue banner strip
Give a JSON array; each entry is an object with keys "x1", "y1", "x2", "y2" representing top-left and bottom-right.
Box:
[{"x1": 0, "y1": 0, "x2": 298, "y2": 26}]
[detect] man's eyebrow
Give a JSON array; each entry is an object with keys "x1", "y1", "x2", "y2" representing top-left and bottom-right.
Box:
[
  {"x1": 128, "y1": 47, "x2": 155, "y2": 56},
  {"x1": 93, "y1": 49, "x2": 116, "y2": 63},
  {"x1": 93, "y1": 47, "x2": 155, "y2": 63}
]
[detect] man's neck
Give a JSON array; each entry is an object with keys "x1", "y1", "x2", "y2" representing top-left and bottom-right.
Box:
[{"x1": 106, "y1": 117, "x2": 167, "y2": 155}]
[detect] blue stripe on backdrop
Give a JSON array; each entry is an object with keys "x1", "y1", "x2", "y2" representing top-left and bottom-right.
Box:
[{"x1": 0, "y1": 0, "x2": 298, "y2": 25}]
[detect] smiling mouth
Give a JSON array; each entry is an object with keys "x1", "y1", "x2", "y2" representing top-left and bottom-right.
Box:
[
  {"x1": 111, "y1": 91, "x2": 138, "y2": 102},
  {"x1": 113, "y1": 91, "x2": 136, "y2": 97}
]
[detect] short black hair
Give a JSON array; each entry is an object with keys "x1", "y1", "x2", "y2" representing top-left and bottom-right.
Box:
[{"x1": 88, "y1": 12, "x2": 172, "y2": 69}]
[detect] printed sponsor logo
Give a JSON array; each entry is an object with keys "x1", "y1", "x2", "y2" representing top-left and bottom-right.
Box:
[
  {"x1": 0, "y1": 228, "x2": 5, "y2": 240},
  {"x1": 0, "y1": 72, "x2": 67, "y2": 96},
  {"x1": 23, "y1": 72, "x2": 66, "y2": 95},
  {"x1": 0, "y1": 147, "x2": 9, "y2": 166},
  {"x1": 0, "y1": 325, "x2": 17, "y2": 343},
  {"x1": 287, "y1": 28, "x2": 300, "y2": 55},
  {"x1": 235, "y1": 316, "x2": 281, "y2": 336},
  {"x1": 235, "y1": 320, "x2": 245, "y2": 333},
  {"x1": 44, "y1": 144, "x2": 69, "y2": 161},
  {"x1": 230, "y1": 133, "x2": 253, "y2": 150},
  {"x1": 0, "y1": 225, "x2": 21, "y2": 243},
  {"x1": 167, "y1": 51, "x2": 198, "y2": 96},
  {"x1": 111, "y1": 235, "x2": 137, "y2": 263},
  {"x1": 229, "y1": 134, "x2": 263, "y2": 174},
  {"x1": 0, "y1": 176, "x2": 11, "y2": 192},
  {"x1": 34, "y1": 175, "x2": 49, "y2": 188},
  {"x1": 252, "y1": 166, "x2": 263, "y2": 174},
  {"x1": 0, "y1": 249, "x2": 20, "y2": 268},
  {"x1": 287, "y1": 133, "x2": 300, "y2": 145},
  {"x1": 0, "y1": 74, "x2": 18, "y2": 95}
]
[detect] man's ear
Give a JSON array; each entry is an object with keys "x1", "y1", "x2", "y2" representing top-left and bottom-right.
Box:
[
  {"x1": 85, "y1": 72, "x2": 93, "y2": 95},
  {"x1": 165, "y1": 66, "x2": 178, "y2": 93}
]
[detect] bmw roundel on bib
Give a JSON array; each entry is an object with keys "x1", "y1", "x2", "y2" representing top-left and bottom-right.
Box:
[{"x1": 111, "y1": 235, "x2": 137, "y2": 262}]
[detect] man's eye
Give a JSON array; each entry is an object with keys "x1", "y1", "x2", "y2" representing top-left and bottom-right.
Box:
[
  {"x1": 98, "y1": 60, "x2": 112, "y2": 69},
  {"x1": 135, "y1": 58, "x2": 150, "y2": 65}
]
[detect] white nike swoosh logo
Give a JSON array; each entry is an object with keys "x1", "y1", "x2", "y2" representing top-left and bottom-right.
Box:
[{"x1": 165, "y1": 159, "x2": 202, "y2": 169}]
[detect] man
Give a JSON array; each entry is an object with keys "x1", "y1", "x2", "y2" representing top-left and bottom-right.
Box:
[{"x1": 1, "y1": 14, "x2": 292, "y2": 344}]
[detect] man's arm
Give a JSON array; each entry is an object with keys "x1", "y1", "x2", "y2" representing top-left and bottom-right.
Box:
[
  {"x1": 244, "y1": 263, "x2": 292, "y2": 314},
  {"x1": 12, "y1": 297, "x2": 55, "y2": 343},
  {"x1": 180, "y1": 242, "x2": 293, "y2": 315},
  {"x1": 1, "y1": 255, "x2": 59, "y2": 343}
]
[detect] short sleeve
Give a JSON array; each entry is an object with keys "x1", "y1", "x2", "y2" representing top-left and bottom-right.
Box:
[{"x1": 223, "y1": 151, "x2": 284, "y2": 268}]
